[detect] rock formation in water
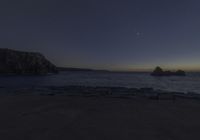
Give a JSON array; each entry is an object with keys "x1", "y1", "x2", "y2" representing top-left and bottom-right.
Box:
[
  {"x1": 175, "y1": 70, "x2": 186, "y2": 76},
  {"x1": 0, "y1": 48, "x2": 58, "y2": 74},
  {"x1": 151, "y1": 66, "x2": 186, "y2": 76}
]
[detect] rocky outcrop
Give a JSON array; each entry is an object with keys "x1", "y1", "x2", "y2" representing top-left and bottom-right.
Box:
[
  {"x1": 151, "y1": 66, "x2": 186, "y2": 76},
  {"x1": 151, "y1": 66, "x2": 163, "y2": 76},
  {"x1": 175, "y1": 70, "x2": 186, "y2": 76},
  {"x1": 0, "y1": 48, "x2": 58, "y2": 74}
]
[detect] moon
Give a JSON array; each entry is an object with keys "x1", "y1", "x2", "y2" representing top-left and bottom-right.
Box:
[{"x1": 136, "y1": 32, "x2": 141, "y2": 36}]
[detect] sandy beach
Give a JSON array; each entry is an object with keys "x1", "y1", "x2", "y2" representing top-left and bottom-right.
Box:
[{"x1": 1, "y1": 95, "x2": 200, "y2": 140}]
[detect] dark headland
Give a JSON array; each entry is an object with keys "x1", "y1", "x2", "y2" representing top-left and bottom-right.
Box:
[
  {"x1": 0, "y1": 48, "x2": 58, "y2": 74},
  {"x1": 0, "y1": 48, "x2": 111, "y2": 74}
]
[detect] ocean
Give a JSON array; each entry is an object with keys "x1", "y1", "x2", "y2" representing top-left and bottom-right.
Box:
[{"x1": 0, "y1": 71, "x2": 200, "y2": 94}]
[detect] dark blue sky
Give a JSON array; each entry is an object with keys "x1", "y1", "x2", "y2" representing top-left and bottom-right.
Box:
[{"x1": 1, "y1": 0, "x2": 200, "y2": 71}]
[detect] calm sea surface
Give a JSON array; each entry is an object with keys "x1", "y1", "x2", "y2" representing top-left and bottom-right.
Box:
[{"x1": 0, "y1": 71, "x2": 200, "y2": 94}]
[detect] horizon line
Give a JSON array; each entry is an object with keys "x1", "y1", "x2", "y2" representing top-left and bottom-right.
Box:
[{"x1": 58, "y1": 66, "x2": 200, "y2": 73}]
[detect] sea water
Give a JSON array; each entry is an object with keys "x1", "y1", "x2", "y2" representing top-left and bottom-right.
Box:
[{"x1": 0, "y1": 71, "x2": 200, "y2": 94}]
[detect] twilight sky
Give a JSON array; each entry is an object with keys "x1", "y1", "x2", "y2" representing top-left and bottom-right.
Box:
[{"x1": 1, "y1": 0, "x2": 200, "y2": 71}]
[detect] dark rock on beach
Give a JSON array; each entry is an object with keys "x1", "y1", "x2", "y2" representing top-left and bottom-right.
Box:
[
  {"x1": 151, "y1": 66, "x2": 186, "y2": 76},
  {"x1": 0, "y1": 48, "x2": 58, "y2": 74}
]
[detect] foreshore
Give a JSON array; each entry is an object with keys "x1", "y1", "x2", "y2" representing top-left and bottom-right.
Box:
[{"x1": 1, "y1": 86, "x2": 200, "y2": 140}]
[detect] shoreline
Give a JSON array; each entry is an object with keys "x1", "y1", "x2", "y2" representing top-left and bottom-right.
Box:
[{"x1": 1, "y1": 86, "x2": 200, "y2": 101}]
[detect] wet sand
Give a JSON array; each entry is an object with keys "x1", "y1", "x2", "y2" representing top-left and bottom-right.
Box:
[{"x1": 0, "y1": 95, "x2": 200, "y2": 140}]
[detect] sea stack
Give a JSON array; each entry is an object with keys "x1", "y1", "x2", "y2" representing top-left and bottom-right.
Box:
[
  {"x1": 151, "y1": 66, "x2": 186, "y2": 76},
  {"x1": 0, "y1": 48, "x2": 58, "y2": 74}
]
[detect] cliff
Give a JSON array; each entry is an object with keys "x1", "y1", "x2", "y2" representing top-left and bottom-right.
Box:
[{"x1": 0, "y1": 48, "x2": 58, "y2": 74}]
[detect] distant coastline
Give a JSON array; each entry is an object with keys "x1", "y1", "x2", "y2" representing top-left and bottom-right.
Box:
[
  {"x1": 57, "y1": 67, "x2": 153, "y2": 73},
  {"x1": 1, "y1": 48, "x2": 200, "y2": 74},
  {"x1": 57, "y1": 67, "x2": 110, "y2": 72}
]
